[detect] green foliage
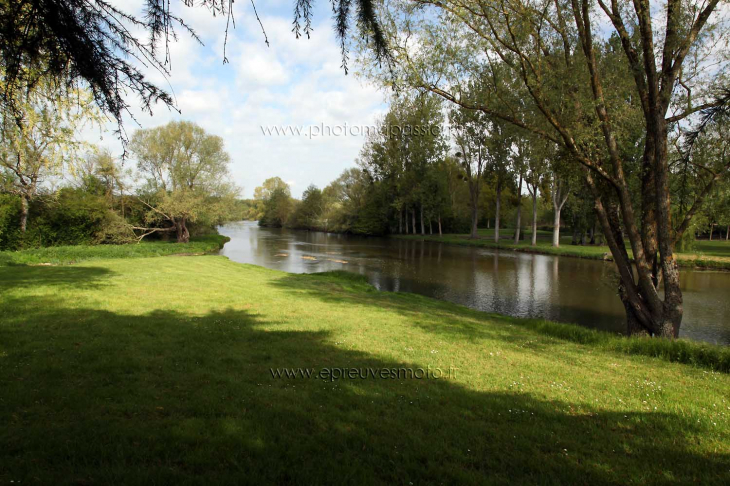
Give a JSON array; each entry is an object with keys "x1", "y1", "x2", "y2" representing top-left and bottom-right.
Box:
[
  {"x1": 0, "y1": 193, "x2": 20, "y2": 250},
  {"x1": 259, "y1": 186, "x2": 295, "y2": 228},
  {"x1": 0, "y1": 75, "x2": 100, "y2": 216},
  {"x1": 254, "y1": 177, "x2": 291, "y2": 201},
  {"x1": 288, "y1": 185, "x2": 325, "y2": 230},
  {"x1": 232, "y1": 199, "x2": 263, "y2": 221},
  {"x1": 130, "y1": 120, "x2": 238, "y2": 242},
  {"x1": 37, "y1": 188, "x2": 118, "y2": 246},
  {"x1": 0, "y1": 188, "x2": 134, "y2": 250}
]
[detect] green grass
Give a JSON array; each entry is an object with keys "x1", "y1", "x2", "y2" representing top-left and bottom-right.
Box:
[
  {"x1": 395, "y1": 229, "x2": 730, "y2": 270},
  {"x1": 0, "y1": 234, "x2": 229, "y2": 266},
  {"x1": 1, "y1": 253, "x2": 729, "y2": 484}
]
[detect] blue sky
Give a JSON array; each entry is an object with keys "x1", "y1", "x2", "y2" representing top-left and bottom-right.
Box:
[{"x1": 97, "y1": 0, "x2": 387, "y2": 198}]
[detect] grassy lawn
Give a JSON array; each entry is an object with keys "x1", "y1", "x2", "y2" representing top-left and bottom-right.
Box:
[
  {"x1": 395, "y1": 229, "x2": 730, "y2": 270},
  {"x1": 0, "y1": 234, "x2": 229, "y2": 266},
  {"x1": 1, "y1": 254, "x2": 729, "y2": 484}
]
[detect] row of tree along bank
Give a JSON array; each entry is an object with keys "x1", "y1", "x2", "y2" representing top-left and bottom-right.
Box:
[{"x1": 242, "y1": 95, "x2": 729, "y2": 254}]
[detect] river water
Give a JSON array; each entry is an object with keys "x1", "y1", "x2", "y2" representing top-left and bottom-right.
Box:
[{"x1": 218, "y1": 221, "x2": 730, "y2": 345}]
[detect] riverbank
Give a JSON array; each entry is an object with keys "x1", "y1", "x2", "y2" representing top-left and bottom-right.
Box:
[
  {"x1": 0, "y1": 234, "x2": 229, "y2": 266},
  {"x1": 393, "y1": 231, "x2": 730, "y2": 270},
  {"x1": 1, "y1": 250, "x2": 728, "y2": 483}
]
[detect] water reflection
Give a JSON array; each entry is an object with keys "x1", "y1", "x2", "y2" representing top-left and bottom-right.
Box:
[{"x1": 219, "y1": 221, "x2": 730, "y2": 345}]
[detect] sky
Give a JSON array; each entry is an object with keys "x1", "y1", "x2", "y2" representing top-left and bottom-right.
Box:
[{"x1": 94, "y1": 0, "x2": 388, "y2": 198}]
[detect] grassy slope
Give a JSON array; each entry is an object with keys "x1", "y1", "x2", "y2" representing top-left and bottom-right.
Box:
[
  {"x1": 1, "y1": 255, "x2": 728, "y2": 484},
  {"x1": 0, "y1": 234, "x2": 229, "y2": 266},
  {"x1": 395, "y1": 229, "x2": 730, "y2": 270}
]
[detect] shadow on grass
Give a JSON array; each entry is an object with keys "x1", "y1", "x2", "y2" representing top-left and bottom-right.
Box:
[
  {"x1": 0, "y1": 264, "x2": 115, "y2": 290},
  {"x1": 0, "y1": 293, "x2": 727, "y2": 484}
]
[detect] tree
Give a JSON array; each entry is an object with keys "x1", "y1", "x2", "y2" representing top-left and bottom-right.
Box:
[
  {"x1": 524, "y1": 178, "x2": 539, "y2": 247},
  {"x1": 255, "y1": 177, "x2": 294, "y2": 228},
  {"x1": 255, "y1": 177, "x2": 291, "y2": 202},
  {"x1": 365, "y1": 0, "x2": 730, "y2": 338},
  {"x1": 130, "y1": 120, "x2": 236, "y2": 242},
  {"x1": 0, "y1": 75, "x2": 99, "y2": 234},
  {"x1": 674, "y1": 108, "x2": 730, "y2": 242},
  {"x1": 75, "y1": 148, "x2": 132, "y2": 217},
  {"x1": 522, "y1": 138, "x2": 550, "y2": 246},
  {"x1": 359, "y1": 95, "x2": 446, "y2": 235},
  {"x1": 550, "y1": 176, "x2": 570, "y2": 247},
  {"x1": 260, "y1": 187, "x2": 294, "y2": 228},
  {"x1": 483, "y1": 123, "x2": 514, "y2": 243},
  {"x1": 290, "y1": 184, "x2": 325, "y2": 230},
  {"x1": 450, "y1": 106, "x2": 490, "y2": 239}
]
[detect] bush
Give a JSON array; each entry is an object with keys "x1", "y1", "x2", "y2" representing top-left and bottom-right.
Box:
[
  {"x1": 0, "y1": 194, "x2": 21, "y2": 250},
  {"x1": 24, "y1": 189, "x2": 113, "y2": 246},
  {"x1": 0, "y1": 188, "x2": 140, "y2": 249}
]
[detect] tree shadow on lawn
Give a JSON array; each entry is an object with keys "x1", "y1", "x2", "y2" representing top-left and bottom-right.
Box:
[
  {"x1": 0, "y1": 264, "x2": 115, "y2": 291},
  {"x1": 0, "y1": 296, "x2": 727, "y2": 485}
]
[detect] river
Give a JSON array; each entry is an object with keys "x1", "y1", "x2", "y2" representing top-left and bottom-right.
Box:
[{"x1": 218, "y1": 221, "x2": 730, "y2": 345}]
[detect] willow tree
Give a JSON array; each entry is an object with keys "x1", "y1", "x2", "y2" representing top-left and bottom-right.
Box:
[
  {"x1": 0, "y1": 76, "x2": 99, "y2": 233},
  {"x1": 130, "y1": 121, "x2": 236, "y2": 242},
  {"x1": 365, "y1": 0, "x2": 730, "y2": 337}
]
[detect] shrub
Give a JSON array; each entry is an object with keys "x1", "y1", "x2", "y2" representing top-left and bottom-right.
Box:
[{"x1": 0, "y1": 194, "x2": 22, "y2": 250}]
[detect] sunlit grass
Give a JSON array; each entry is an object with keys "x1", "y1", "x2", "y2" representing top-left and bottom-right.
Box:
[{"x1": 1, "y1": 254, "x2": 728, "y2": 483}]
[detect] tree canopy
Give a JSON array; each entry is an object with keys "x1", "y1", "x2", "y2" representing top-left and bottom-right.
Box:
[{"x1": 130, "y1": 120, "x2": 237, "y2": 242}]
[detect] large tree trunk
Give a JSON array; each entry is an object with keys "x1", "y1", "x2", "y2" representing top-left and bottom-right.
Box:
[
  {"x1": 514, "y1": 174, "x2": 522, "y2": 244},
  {"x1": 619, "y1": 285, "x2": 650, "y2": 337},
  {"x1": 709, "y1": 223, "x2": 714, "y2": 241},
  {"x1": 552, "y1": 208, "x2": 561, "y2": 247},
  {"x1": 531, "y1": 190, "x2": 538, "y2": 246},
  {"x1": 429, "y1": 219, "x2": 432, "y2": 235},
  {"x1": 494, "y1": 182, "x2": 501, "y2": 243},
  {"x1": 412, "y1": 209, "x2": 416, "y2": 235},
  {"x1": 19, "y1": 194, "x2": 29, "y2": 233},
  {"x1": 399, "y1": 209, "x2": 403, "y2": 234},
  {"x1": 653, "y1": 118, "x2": 683, "y2": 338},
  {"x1": 438, "y1": 214, "x2": 442, "y2": 236},
  {"x1": 405, "y1": 209, "x2": 409, "y2": 234},
  {"x1": 727, "y1": 224, "x2": 729, "y2": 241},
  {"x1": 175, "y1": 218, "x2": 190, "y2": 243},
  {"x1": 587, "y1": 165, "x2": 681, "y2": 339},
  {"x1": 551, "y1": 178, "x2": 568, "y2": 247}
]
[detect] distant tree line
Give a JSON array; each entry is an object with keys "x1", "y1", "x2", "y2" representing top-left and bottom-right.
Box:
[{"x1": 251, "y1": 95, "x2": 686, "y2": 244}]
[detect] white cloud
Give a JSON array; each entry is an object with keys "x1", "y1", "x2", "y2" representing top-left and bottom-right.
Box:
[
  {"x1": 235, "y1": 48, "x2": 290, "y2": 89},
  {"x1": 83, "y1": 3, "x2": 386, "y2": 199}
]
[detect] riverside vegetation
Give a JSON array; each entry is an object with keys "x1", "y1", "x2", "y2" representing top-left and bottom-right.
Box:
[{"x1": 395, "y1": 229, "x2": 730, "y2": 270}]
